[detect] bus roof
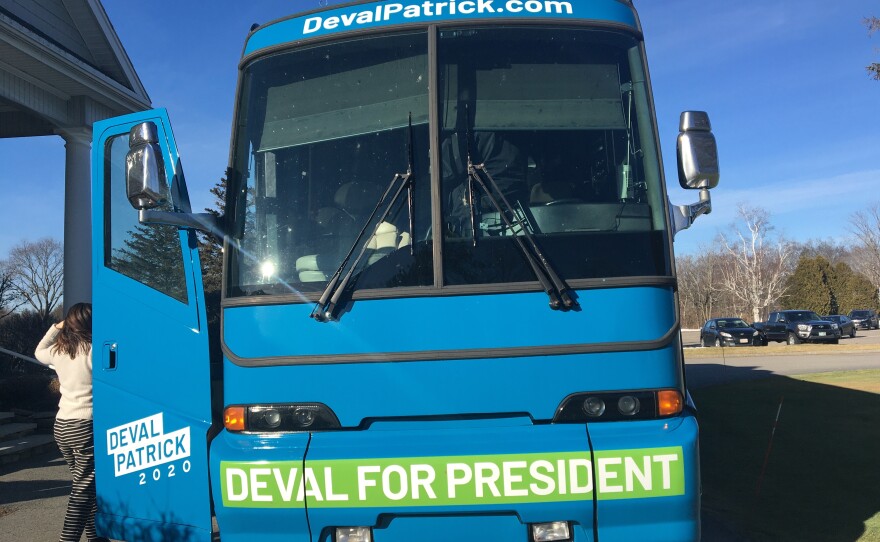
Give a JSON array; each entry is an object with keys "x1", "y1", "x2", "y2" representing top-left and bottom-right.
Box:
[{"x1": 243, "y1": 0, "x2": 639, "y2": 59}]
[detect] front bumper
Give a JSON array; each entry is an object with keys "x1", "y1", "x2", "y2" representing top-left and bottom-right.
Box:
[
  {"x1": 209, "y1": 416, "x2": 700, "y2": 542},
  {"x1": 719, "y1": 336, "x2": 759, "y2": 347},
  {"x1": 798, "y1": 328, "x2": 840, "y2": 341}
]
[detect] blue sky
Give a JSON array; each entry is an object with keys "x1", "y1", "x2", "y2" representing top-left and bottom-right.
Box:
[{"x1": 1, "y1": 0, "x2": 878, "y2": 258}]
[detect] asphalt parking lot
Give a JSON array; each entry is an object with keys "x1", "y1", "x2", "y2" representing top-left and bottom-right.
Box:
[{"x1": 682, "y1": 326, "x2": 880, "y2": 350}]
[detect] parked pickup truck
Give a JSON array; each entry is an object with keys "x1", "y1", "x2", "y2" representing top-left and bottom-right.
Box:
[{"x1": 753, "y1": 310, "x2": 841, "y2": 345}]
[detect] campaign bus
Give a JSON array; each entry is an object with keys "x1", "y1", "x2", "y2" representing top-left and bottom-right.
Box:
[{"x1": 90, "y1": 0, "x2": 720, "y2": 540}]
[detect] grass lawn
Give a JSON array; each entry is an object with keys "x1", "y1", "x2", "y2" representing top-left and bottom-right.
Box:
[{"x1": 693, "y1": 370, "x2": 880, "y2": 541}]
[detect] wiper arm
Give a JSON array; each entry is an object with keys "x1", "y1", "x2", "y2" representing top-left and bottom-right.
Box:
[
  {"x1": 467, "y1": 158, "x2": 579, "y2": 312},
  {"x1": 310, "y1": 172, "x2": 411, "y2": 322},
  {"x1": 311, "y1": 115, "x2": 417, "y2": 322}
]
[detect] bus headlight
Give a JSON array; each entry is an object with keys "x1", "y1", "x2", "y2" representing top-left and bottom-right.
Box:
[
  {"x1": 224, "y1": 403, "x2": 341, "y2": 432},
  {"x1": 582, "y1": 397, "x2": 606, "y2": 417},
  {"x1": 554, "y1": 390, "x2": 683, "y2": 422},
  {"x1": 617, "y1": 395, "x2": 641, "y2": 416}
]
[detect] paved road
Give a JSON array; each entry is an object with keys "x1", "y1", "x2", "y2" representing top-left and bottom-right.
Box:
[
  {"x1": 4, "y1": 345, "x2": 878, "y2": 542},
  {"x1": 685, "y1": 349, "x2": 880, "y2": 388}
]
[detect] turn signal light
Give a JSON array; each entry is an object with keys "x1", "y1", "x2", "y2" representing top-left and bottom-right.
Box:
[
  {"x1": 224, "y1": 406, "x2": 246, "y2": 431},
  {"x1": 657, "y1": 390, "x2": 683, "y2": 416}
]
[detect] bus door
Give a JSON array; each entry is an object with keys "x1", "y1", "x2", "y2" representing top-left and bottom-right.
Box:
[{"x1": 91, "y1": 109, "x2": 213, "y2": 541}]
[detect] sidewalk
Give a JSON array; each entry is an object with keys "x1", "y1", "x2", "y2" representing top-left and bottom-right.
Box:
[{"x1": 0, "y1": 449, "x2": 70, "y2": 542}]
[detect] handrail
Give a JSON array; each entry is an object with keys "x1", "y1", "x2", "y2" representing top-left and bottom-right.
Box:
[{"x1": 0, "y1": 345, "x2": 45, "y2": 368}]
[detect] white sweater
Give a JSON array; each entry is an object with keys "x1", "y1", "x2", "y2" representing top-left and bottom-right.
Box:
[{"x1": 34, "y1": 326, "x2": 93, "y2": 420}]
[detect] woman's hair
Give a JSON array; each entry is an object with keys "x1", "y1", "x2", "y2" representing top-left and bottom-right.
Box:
[{"x1": 52, "y1": 303, "x2": 93, "y2": 358}]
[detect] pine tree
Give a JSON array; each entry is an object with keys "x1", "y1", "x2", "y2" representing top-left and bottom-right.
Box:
[
  {"x1": 782, "y1": 256, "x2": 834, "y2": 314},
  {"x1": 112, "y1": 222, "x2": 188, "y2": 303}
]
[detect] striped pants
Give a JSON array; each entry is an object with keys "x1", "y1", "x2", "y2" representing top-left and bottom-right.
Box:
[{"x1": 54, "y1": 419, "x2": 98, "y2": 542}]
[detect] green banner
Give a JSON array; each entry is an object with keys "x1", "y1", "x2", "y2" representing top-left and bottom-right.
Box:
[{"x1": 221, "y1": 447, "x2": 685, "y2": 508}]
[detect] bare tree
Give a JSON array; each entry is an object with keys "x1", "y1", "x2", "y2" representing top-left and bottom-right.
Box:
[
  {"x1": 677, "y1": 251, "x2": 724, "y2": 328},
  {"x1": 849, "y1": 202, "x2": 880, "y2": 303},
  {"x1": 716, "y1": 205, "x2": 796, "y2": 323},
  {"x1": 8, "y1": 238, "x2": 64, "y2": 325},
  {"x1": 0, "y1": 259, "x2": 23, "y2": 321},
  {"x1": 867, "y1": 16, "x2": 880, "y2": 80}
]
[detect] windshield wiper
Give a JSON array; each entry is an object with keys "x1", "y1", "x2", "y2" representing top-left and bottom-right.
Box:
[
  {"x1": 462, "y1": 104, "x2": 576, "y2": 311},
  {"x1": 467, "y1": 158, "x2": 578, "y2": 312},
  {"x1": 310, "y1": 116, "x2": 416, "y2": 322}
]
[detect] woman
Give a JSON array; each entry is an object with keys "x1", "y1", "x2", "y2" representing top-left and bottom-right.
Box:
[{"x1": 35, "y1": 303, "x2": 108, "y2": 542}]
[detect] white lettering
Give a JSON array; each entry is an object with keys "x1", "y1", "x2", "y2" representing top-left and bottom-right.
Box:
[
  {"x1": 300, "y1": 1, "x2": 574, "y2": 38},
  {"x1": 525, "y1": 0, "x2": 543, "y2": 13},
  {"x1": 502, "y1": 461, "x2": 528, "y2": 497},
  {"x1": 598, "y1": 457, "x2": 623, "y2": 493},
  {"x1": 303, "y1": 16, "x2": 322, "y2": 34},
  {"x1": 544, "y1": 1, "x2": 573, "y2": 15},
  {"x1": 273, "y1": 468, "x2": 298, "y2": 501},
  {"x1": 474, "y1": 462, "x2": 501, "y2": 498},
  {"x1": 569, "y1": 458, "x2": 593, "y2": 494},
  {"x1": 357, "y1": 465, "x2": 381, "y2": 500},
  {"x1": 529, "y1": 460, "x2": 555, "y2": 496},
  {"x1": 446, "y1": 463, "x2": 472, "y2": 498},
  {"x1": 653, "y1": 454, "x2": 679, "y2": 490},
  {"x1": 556, "y1": 459, "x2": 567, "y2": 494},
  {"x1": 341, "y1": 13, "x2": 357, "y2": 26},
  {"x1": 226, "y1": 468, "x2": 248, "y2": 501},
  {"x1": 411, "y1": 464, "x2": 437, "y2": 499},
  {"x1": 382, "y1": 465, "x2": 409, "y2": 501},
  {"x1": 384, "y1": 4, "x2": 404, "y2": 19},
  {"x1": 249, "y1": 468, "x2": 272, "y2": 502},
  {"x1": 303, "y1": 468, "x2": 324, "y2": 501},
  {"x1": 625, "y1": 456, "x2": 652, "y2": 492}
]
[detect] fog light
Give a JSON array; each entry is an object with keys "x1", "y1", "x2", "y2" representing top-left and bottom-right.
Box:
[
  {"x1": 336, "y1": 526, "x2": 372, "y2": 542},
  {"x1": 532, "y1": 521, "x2": 571, "y2": 542},
  {"x1": 582, "y1": 397, "x2": 605, "y2": 417},
  {"x1": 617, "y1": 395, "x2": 641, "y2": 416}
]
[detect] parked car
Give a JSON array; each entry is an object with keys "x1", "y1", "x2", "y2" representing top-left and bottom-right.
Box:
[
  {"x1": 848, "y1": 309, "x2": 879, "y2": 330},
  {"x1": 822, "y1": 315, "x2": 856, "y2": 338},
  {"x1": 753, "y1": 310, "x2": 840, "y2": 345},
  {"x1": 700, "y1": 317, "x2": 761, "y2": 347}
]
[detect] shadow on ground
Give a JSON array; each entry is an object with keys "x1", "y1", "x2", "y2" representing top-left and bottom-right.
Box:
[{"x1": 688, "y1": 363, "x2": 880, "y2": 542}]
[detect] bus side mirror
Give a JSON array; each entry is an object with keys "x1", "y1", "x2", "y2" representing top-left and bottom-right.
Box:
[
  {"x1": 677, "y1": 111, "x2": 719, "y2": 190},
  {"x1": 125, "y1": 122, "x2": 169, "y2": 210}
]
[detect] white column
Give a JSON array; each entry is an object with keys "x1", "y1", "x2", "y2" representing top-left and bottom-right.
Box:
[{"x1": 59, "y1": 127, "x2": 93, "y2": 312}]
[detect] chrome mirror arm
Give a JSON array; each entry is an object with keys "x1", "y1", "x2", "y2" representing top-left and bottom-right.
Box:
[
  {"x1": 669, "y1": 187, "x2": 711, "y2": 237},
  {"x1": 139, "y1": 209, "x2": 225, "y2": 238}
]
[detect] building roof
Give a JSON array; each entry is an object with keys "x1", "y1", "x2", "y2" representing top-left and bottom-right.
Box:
[{"x1": 0, "y1": 0, "x2": 150, "y2": 137}]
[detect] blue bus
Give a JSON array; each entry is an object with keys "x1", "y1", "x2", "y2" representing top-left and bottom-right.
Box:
[{"x1": 90, "y1": 1, "x2": 719, "y2": 540}]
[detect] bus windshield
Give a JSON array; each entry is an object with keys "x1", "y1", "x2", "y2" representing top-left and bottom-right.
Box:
[{"x1": 227, "y1": 27, "x2": 670, "y2": 299}]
